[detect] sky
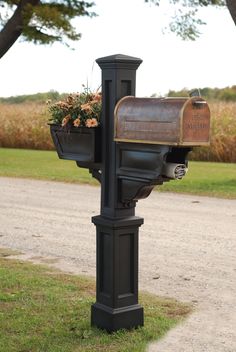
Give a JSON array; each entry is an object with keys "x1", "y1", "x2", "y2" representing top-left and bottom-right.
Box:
[{"x1": 0, "y1": 0, "x2": 235, "y2": 98}]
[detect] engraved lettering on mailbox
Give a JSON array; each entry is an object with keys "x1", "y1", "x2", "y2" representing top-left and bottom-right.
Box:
[
  {"x1": 192, "y1": 113, "x2": 204, "y2": 120},
  {"x1": 187, "y1": 123, "x2": 208, "y2": 130},
  {"x1": 183, "y1": 105, "x2": 210, "y2": 143}
]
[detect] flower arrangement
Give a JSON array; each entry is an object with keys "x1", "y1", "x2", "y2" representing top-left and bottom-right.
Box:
[{"x1": 48, "y1": 88, "x2": 102, "y2": 128}]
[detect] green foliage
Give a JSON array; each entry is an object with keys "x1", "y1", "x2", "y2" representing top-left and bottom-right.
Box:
[
  {"x1": 145, "y1": 0, "x2": 226, "y2": 40},
  {"x1": 167, "y1": 85, "x2": 236, "y2": 101},
  {"x1": 0, "y1": 90, "x2": 66, "y2": 104},
  {"x1": 0, "y1": 0, "x2": 96, "y2": 46},
  {"x1": 145, "y1": 0, "x2": 225, "y2": 6}
]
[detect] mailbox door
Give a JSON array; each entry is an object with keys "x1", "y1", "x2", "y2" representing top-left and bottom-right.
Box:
[{"x1": 181, "y1": 98, "x2": 211, "y2": 145}]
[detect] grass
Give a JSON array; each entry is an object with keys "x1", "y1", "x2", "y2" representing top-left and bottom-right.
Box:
[
  {"x1": 191, "y1": 101, "x2": 236, "y2": 162},
  {"x1": 0, "y1": 248, "x2": 22, "y2": 257},
  {"x1": 0, "y1": 147, "x2": 235, "y2": 199},
  {"x1": 0, "y1": 255, "x2": 191, "y2": 352},
  {"x1": 0, "y1": 102, "x2": 53, "y2": 151},
  {"x1": 160, "y1": 161, "x2": 236, "y2": 198},
  {"x1": 0, "y1": 148, "x2": 96, "y2": 185}
]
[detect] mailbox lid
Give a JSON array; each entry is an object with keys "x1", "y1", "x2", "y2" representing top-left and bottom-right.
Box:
[{"x1": 114, "y1": 96, "x2": 210, "y2": 146}]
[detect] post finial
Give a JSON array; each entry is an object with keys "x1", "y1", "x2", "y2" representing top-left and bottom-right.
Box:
[{"x1": 96, "y1": 53, "x2": 142, "y2": 70}]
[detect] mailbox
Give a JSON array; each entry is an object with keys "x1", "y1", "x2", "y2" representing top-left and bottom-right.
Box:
[
  {"x1": 114, "y1": 95, "x2": 211, "y2": 205},
  {"x1": 114, "y1": 96, "x2": 210, "y2": 146},
  {"x1": 50, "y1": 54, "x2": 212, "y2": 333}
]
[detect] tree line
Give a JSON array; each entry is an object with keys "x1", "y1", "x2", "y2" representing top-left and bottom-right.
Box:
[
  {"x1": 167, "y1": 85, "x2": 236, "y2": 101},
  {"x1": 0, "y1": 91, "x2": 66, "y2": 104},
  {"x1": 1, "y1": 86, "x2": 236, "y2": 104}
]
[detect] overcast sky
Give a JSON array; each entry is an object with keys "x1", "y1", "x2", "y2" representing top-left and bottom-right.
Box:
[{"x1": 0, "y1": 0, "x2": 235, "y2": 97}]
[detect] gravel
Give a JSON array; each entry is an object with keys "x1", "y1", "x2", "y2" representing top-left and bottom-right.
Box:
[{"x1": 0, "y1": 177, "x2": 235, "y2": 352}]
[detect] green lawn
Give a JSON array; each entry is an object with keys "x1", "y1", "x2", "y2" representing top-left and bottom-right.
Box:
[
  {"x1": 0, "y1": 254, "x2": 191, "y2": 352},
  {"x1": 0, "y1": 147, "x2": 235, "y2": 198},
  {"x1": 0, "y1": 148, "x2": 95, "y2": 184},
  {"x1": 160, "y1": 161, "x2": 236, "y2": 198}
]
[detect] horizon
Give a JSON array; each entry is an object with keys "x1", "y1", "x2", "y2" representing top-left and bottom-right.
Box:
[{"x1": 1, "y1": 84, "x2": 236, "y2": 100}]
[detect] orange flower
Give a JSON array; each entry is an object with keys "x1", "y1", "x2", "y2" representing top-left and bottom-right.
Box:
[
  {"x1": 85, "y1": 118, "x2": 98, "y2": 128},
  {"x1": 73, "y1": 117, "x2": 81, "y2": 127},
  {"x1": 48, "y1": 90, "x2": 101, "y2": 127},
  {"x1": 81, "y1": 103, "x2": 93, "y2": 112},
  {"x1": 92, "y1": 93, "x2": 102, "y2": 102},
  {"x1": 61, "y1": 114, "x2": 71, "y2": 127},
  {"x1": 66, "y1": 95, "x2": 74, "y2": 104},
  {"x1": 56, "y1": 101, "x2": 69, "y2": 109}
]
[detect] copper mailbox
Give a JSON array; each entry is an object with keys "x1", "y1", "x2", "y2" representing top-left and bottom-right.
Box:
[{"x1": 114, "y1": 96, "x2": 210, "y2": 146}]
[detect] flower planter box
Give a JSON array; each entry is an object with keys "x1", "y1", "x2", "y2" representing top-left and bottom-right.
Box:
[{"x1": 50, "y1": 124, "x2": 101, "y2": 164}]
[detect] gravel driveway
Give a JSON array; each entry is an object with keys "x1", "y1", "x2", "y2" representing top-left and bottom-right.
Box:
[{"x1": 0, "y1": 177, "x2": 235, "y2": 352}]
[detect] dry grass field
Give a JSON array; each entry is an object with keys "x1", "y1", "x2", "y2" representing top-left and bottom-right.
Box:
[
  {"x1": 0, "y1": 102, "x2": 54, "y2": 150},
  {"x1": 0, "y1": 100, "x2": 235, "y2": 162},
  {"x1": 191, "y1": 101, "x2": 236, "y2": 162}
]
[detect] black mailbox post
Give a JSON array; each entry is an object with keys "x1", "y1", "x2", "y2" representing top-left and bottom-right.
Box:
[
  {"x1": 50, "y1": 53, "x2": 210, "y2": 333},
  {"x1": 91, "y1": 54, "x2": 144, "y2": 332}
]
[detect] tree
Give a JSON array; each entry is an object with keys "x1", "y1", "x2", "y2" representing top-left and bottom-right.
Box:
[
  {"x1": 0, "y1": 0, "x2": 235, "y2": 60},
  {"x1": 226, "y1": 0, "x2": 236, "y2": 26},
  {"x1": 0, "y1": 0, "x2": 95, "y2": 59},
  {"x1": 145, "y1": 0, "x2": 235, "y2": 40}
]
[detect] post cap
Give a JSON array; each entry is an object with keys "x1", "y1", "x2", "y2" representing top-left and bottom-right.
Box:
[{"x1": 96, "y1": 54, "x2": 142, "y2": 70}]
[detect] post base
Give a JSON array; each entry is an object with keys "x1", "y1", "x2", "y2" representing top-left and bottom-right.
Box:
[{"x1": 91, "y1": 302, "x2": 144, "y2": 332}]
